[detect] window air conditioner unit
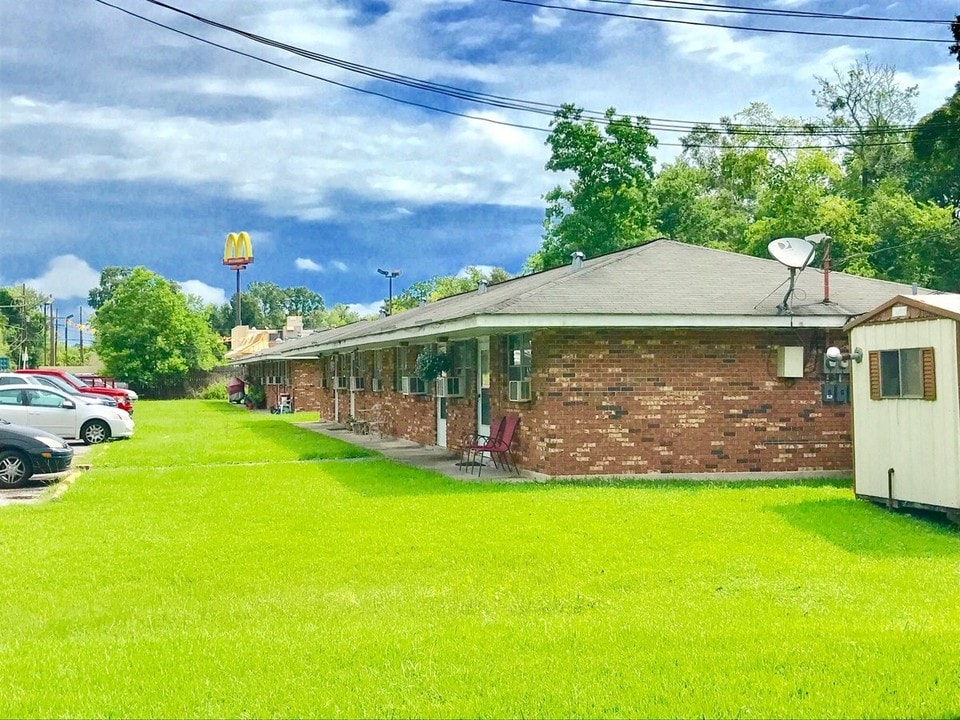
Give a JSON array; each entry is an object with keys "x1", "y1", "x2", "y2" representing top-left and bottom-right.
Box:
[
  {"x1": 435, "y1": 375, "x2": 463, "y2": 398},
  {"x1": 371, "y1": 377, "x2": 382, "y2": 392},
  {"x1": 332, "y1": 375, "x2": 349, "y2": 390},
  {"x1": 349, "y1": 376, "x2": 365, "y2": 391},
  {"x1": 509, "y1": 380, "x2": 531, "y2": 402},
  {"x1": 401, "y1": 376, "x2": 426, "y2": 395}
]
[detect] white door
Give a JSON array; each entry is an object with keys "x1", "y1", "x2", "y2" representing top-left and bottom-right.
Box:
[
  {"x1": 436, "y1": 395, "x2": 447, "y2": 447},
  {"x1": 477, "y1": 337, "x2": 490, "y2": 437}
]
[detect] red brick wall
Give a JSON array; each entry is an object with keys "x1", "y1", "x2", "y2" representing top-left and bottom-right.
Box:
[
  {"x1": 282, "y1": 328, "x2": 851, "y2": 477},
  {"x1": 516, "y1": 328, "x2": 850, "y2": 476}
]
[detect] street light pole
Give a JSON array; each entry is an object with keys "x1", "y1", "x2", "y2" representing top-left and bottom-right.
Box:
[{"x1": 377, "y1": 268, "x2": 401, "y2": 316}]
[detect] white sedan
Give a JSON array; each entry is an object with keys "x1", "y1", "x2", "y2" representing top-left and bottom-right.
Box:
[{"x1": 0, "y1": 384, "x2": 134, "y2": 445}]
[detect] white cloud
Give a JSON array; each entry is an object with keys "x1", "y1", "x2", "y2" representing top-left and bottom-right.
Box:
[
  {"x1": 14, "y1": 254, "x2": 100, "y2": 301},
  {"x1": 330, "y1": 260, "x2": 348, "y2": 272},
  {"x1": 345, "y1": 301, "x2": 383, "y2": 317},
  {"x1": 179, "y1": 280, "x2": 227, "y2": 306},
  {"x1": 296, "y1": 257, "x2": 324, "y2": 272}
]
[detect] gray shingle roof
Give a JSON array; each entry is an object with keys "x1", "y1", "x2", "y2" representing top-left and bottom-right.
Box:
[{"x1": 234, "y1": 239, "x2": 935, "y2": 361}]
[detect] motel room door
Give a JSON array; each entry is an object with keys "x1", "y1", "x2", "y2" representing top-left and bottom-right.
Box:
[{"x1": 476, "y1": 337, "x2": 491, "y2": 438}]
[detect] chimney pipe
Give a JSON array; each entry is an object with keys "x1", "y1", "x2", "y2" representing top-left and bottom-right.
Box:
[
  {"x1": 477, "y1": 280, "x2": 488, "y2": 295},
  {"x1": 571, "y1": 251, "x2": 585, "y2": 269}
]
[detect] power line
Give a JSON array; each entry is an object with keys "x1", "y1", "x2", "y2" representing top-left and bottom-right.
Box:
[
  {"x1": 91, "y1": 0, "x2": 946, "y2": 149},
  {"x1": 578, "y1": 0, "x2": 950, "y2": 26},
  {"x1": 499, "y1": 0, "x2": 953, "y2": 44}
]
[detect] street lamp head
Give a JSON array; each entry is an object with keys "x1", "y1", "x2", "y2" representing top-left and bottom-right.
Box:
[
  {"x1": 65, "y1": 314, "x2": 74, "y2": 320},
  {"x1": 377, "y1": 268, "x2": 401, "y2": 278}
]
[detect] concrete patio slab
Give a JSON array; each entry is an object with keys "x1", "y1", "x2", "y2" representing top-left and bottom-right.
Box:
[{"x1": 298, "y1": 421, "x2": 532, "y2": 481}]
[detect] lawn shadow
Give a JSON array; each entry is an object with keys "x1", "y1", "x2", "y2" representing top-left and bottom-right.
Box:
[
  {"x1": 236, "y1": 418, "x2": 376, "y2": 461},
  {"x1": 327, "y1": 458, "x2": 542, "y2": 498},
  {"x1": 770, "y1": 497, "x2": 960, "y2": 558}
]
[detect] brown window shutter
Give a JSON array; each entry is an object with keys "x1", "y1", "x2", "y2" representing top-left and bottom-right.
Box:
[
  {"x1": 869, "y1": 350, "x2": 881, "y2": 400},
  {"x1": 922, "y1": 346, "x2": 936, "y2": 400}
]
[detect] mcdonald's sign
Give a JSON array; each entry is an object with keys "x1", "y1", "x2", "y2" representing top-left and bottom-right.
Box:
[{"x1": 223, "y1": 231, "x2": 254, "y2": 268}]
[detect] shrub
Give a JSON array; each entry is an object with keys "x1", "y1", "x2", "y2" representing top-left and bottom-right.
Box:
[{"x1": 200, "y1": 382, "x2": 227, "y2": 400}]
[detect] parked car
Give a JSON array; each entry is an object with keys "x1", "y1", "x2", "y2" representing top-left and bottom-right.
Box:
[
  {"x1": 76, "y1": 374, "x2": 135, "y2": 397},
  {"x1": 0, "y1": 384, "x2": 134, "y2": 445},
  {"x1": 0, "y1": 372, "x2": 119, "y2": 407},
  {"x1": 0, "y1": 418, "x2": 74, "y2": 488},
  {"x1": 15, "y1": 369, "x2": 134, "y2": 414}
]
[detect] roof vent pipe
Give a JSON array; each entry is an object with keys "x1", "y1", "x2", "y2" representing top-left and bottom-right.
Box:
[
  {"x1": 571, "y1": 251, "x2": 586, "y2": 270},
  {"x1": 477, "y1": 280, "x2": 488, "y2": 295}
]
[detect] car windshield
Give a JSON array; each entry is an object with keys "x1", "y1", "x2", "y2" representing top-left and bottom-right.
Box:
[
  {"x1": 63, "y1": 371, "x2": 89, "y2": 387},
  {"x1": 34, "y1": 376, "x2": 80, "y2": 394}
]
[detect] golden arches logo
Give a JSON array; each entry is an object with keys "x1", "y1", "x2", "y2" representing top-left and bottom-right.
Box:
[{"x1": 223, "y1": 231, "x2": 254, "y2": 268}]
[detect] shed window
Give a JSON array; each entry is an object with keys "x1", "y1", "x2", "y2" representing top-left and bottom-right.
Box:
[{"x1": 869, "y1": 347, "x2": 936, "y2": 400}]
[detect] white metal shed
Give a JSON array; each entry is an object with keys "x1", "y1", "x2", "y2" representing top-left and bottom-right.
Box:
[{"x1": 844, "y1": 294, "x2": 960, "y2": 513}]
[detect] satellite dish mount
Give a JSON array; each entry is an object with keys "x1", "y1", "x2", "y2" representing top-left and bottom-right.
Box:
[{"x1": 768, "y1": 235, "x2": 822, "y2": 314}]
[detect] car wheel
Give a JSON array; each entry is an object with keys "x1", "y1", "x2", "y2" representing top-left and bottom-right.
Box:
[
  {"x1": 0, "y1": 450, "x2": 32, "y2": 488},
  {"x1": 81, "y1": 420, "x2": 110, "y2": 445}
]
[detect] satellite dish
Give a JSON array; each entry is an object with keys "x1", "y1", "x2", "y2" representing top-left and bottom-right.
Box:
[{"x1": 768, "y1": 237, "x2": 816, "y2": 269}]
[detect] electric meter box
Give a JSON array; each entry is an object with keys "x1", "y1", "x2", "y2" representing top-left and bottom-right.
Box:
[{"x1": 777, "y1": 346, "x2": 804, "y2": 378}]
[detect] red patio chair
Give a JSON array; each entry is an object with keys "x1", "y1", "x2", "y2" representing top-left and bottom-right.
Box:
[
  {"x1": 459, "y1": 416, "x2": 505, "y2": 475},
  {"x1": 461, "y1": 414, "x2": 520, "y2": 476},
  {"x1": 488, "y1": 414, "x2": 520, "y2": 476}
]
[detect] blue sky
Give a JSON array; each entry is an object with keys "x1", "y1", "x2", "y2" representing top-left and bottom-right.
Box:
[{"x1": 1, "y1": 0, "x2": 957, "y2": 319}]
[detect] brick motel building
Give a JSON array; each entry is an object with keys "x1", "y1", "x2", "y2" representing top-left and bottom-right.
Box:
[{"x1": 230, "y1": 239, "x2": 926, "y2": 479}]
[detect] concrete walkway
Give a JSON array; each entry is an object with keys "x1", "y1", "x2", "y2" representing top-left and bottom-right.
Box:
[{"x1": 297, "y1": 420, "x2": 532, "y2": 481}]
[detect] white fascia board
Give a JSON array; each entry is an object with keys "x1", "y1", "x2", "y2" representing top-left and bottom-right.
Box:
[{"x1": 300, "y1": 313, "x2": 848, "y2": 354}]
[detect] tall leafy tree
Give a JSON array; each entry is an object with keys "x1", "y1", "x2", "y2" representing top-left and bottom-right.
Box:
[
  {"x1": 246, "y1": 281, "x2": 289, "y2": 329},
  {"x1": 88, "y1": 266, "x2": 133, "y2": 310},
  {"x1": 951, "y1": 15, "x2": 960, "y2": 67},
  {"x1": 0, "y1": 286, "x2": 49, "y2": 367},
  {"x1": 910, "y1": 84, "x2": 960, "y2": 209},
  {"x1": 209, "y1": 292, "x2": 268, "y2": 336},
  {"x1": 283, "y1": 286, "x2": 325, "y2": 318},
  {"x1": 314, "y1": 304, "x2": 362, "y2": 328},
  {"x1": 528, "y1": 104, "x2": 659, "y2": 271},
  {"x1": 813, "y1": 56, "x2": 918, "y2": 194},
  {"x1": 391, "y1": 267, "x2": 511, "y2": 313},
  {"x1": 92, "y1": 267, "x2": 223, "y2": 391}
]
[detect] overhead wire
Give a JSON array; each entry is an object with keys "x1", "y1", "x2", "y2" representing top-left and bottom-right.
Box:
[
  {"x1": 499, "y1": 0, "x2": 953, "y2": 44},
  {"x1": 92, "y1": 0, "x2": 950, "y2": 148},
  {"x1": 577, "y1": 0, "x2": 950, "y2": 26}
]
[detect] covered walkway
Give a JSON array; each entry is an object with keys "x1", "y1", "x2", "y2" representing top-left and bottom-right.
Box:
[{"x1": 297, "y1": 421, "x2": 533, "y2": 482}]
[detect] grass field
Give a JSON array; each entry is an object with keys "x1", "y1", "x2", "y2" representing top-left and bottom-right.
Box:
[{"x1": 0, "y1": 400, "x2": 957, "y2": 718}]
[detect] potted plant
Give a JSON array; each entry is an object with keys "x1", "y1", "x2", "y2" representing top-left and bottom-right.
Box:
[
  {"x1": 245, "y1": 382, "x2": 265, "y2": 409},
  {"x1": 414, "y1": 347, "x2": 452, "y2": 383}
]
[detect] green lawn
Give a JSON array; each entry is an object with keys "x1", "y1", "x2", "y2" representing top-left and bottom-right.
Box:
[{"x1": 0, "y1": 401, "x2": 957, "y2": 718}]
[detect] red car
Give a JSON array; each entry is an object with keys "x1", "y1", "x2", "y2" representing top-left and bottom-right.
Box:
[{"x1": 16, "y1": 369, "x2": 135, "y2": 415}]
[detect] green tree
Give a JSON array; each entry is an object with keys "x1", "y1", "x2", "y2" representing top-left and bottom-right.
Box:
[
  {"x1": 283, "y1": 286, "x2": 325, "y2": 318},
  {"x1": 529, "y1": 104, "x2": 659, "y2": 271},
  {"x1": 246, "y1": 281, "x2": 289, "y2": 329},
  {"x1": 813, "y1": 56, "x2": 918, "y2": 194},
  {"x1": 910, "y1": 84, "x2": 960, "y2": 209},
  {"x1": 314, "y1": 304, "x2": 361, "y2": 328},
  {"x1": 92, "y1": 267, "x2": 223, "y2": 392},
  {"x1": 0, "y1": 287, "x2": 48, "y2": 367},
  {"x1": 88, "y1": 266, "x2": 133, "y2": 310},
  {"x1": 390, "y1": 267, "x2": 511, "y2": 313},
  {"x1": 951, "y1": 15, "x2": 960, "y2": 67},
  {"x1": 209, "y1": 292, "x2": 268, "y2": 336},
  {"x1": 860, "y1": 185, "x2": 960, "y2": 291}
]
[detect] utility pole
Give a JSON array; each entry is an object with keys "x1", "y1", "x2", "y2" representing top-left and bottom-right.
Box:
[{"x1": 79, "y1": 306, "x2": 84, "y2": 364}]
